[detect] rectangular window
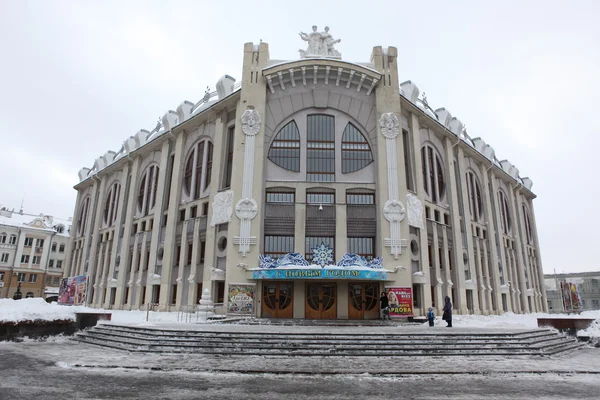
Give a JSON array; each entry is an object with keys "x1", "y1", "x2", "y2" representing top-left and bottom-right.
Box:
[
  {"x1": 264, "y1": 236, "x2": 295, "y2": 259},
  {"x1": 29, "y1": 274, "x2": 37, "y2": 283},
  {"x1": 307, "y1": 192, "x2": 335, "y2": 204},
  {"x1": 200, "y1": 241, "x2": 206, "y2": 263},
  {"x1": 176, "y1": 245, "x2": 182, "y2": 265},
  {"x1": 346, "y1": 192, "x2": 375, "y2": 205},
  {"x1": 59, "y1": 244, "x2": 65, "y2": 253},
  {"x1": 0, "y1": 272, "x2": 4, "y2": 281},
  {"x1": 305, "y1": 236, "x2": 335, "y2": 263},
  {"x1": 347, "y1": 237, "x2": 375, "y2": 260},
  {"x1": 593, "y1": 300, "x2": 600, "y2": 309},
  {"x1": 48, "y1": 259, "x2": 54, "y2": 268},
  {"x1": 52, "y1": 243, "x2": 57, "y2": 252},
  {"x1": 21, "y1": 255, "x2": 30, "y2": 264},
  {"x1": 46, "y1": 276, "x2": 52, "y2": 285},
  {"x1": 32, "y1": 256, "x2": 41, "y2": 265},
  {"x1": 165, "y1": 154, "x2": 175, "y2": 209},
  {"x1": 24, "y1": 237, "x2": 33, "y2": 247},
  {"x1": 202, "y1": 202, "x2": 209, "y2": 216},
  {"x1": 0, "y1": 235, "x2": 5, "y2": 243},
  {"x1": 9, "y1": 235, "x2": 17, "y2": 245},
  {"x1": 402, "y1": 130, "x2": 415, "y2": 192},
  {"x1": 36, "y1": 239, "x2": 45, "y2": 248},
  {"x1": 56, "y1": 260, "x2": 63, "y2": 268},
  {"x1": 190, "y1": 206, "x2": 197, "y2": 219},
  {"x1": 223, "y1": 126, "x2": 235, "y2": 188},
  {"x1": 266, "y1": 191, "x2": 295, "y2": 203},
  {"x1": 17, "y1": 273, "x2": 26, "y2": 282},
  {"x1": 1, "y1": 253, "x2": 8, "y2": 263},
  {"x1": 187, "y1": 243, "x2": 193, "y2": 265},
  {"x1": 53, "y1": 277, "x2": 61, "y2": 285},
  {"x1": 179, "y1": 209, "x2": 186, "y2": 222},
  {"x1": 307, "y1": 114, "x2": 335, "y2": 182}
]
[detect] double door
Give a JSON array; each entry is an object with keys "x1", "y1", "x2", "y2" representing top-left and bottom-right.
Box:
[
  {"x1": 305, "y1": 283, "x2": 337, "y2": 319},
  {"x1": 348, "y1": 283, "x2": 380, "y2": 320},
  {"x1": 261, "y1": 282, "x2": 293, "y2": 318}
]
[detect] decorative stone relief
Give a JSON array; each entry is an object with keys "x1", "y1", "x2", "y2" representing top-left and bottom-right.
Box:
[
  {"x1": 383, "y1": 200, "x2": 406, "y2": 223},
  {"x1": 241, "y1": 109, "x2": 261, "y2": 136},
  {"x1": 298, "y1": 25, "x2": 341, "y2": 59},
  {"x1": 210, "y1": 190, "x2": 234, "y2": 227},
  {"x1": 235, "y1": 198, "x2": 258, "y2": 220},
  {"x1": 379, "y1": 112, "x2": 400, "y2": 139},
  {"x1": 406, "y1": 193, "x2": 424, "y2": 229}
]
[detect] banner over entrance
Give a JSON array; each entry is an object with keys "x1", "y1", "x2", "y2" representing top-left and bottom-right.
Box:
[{"x1": 252, "y1": 267, "x2": 388, "y2": 280}]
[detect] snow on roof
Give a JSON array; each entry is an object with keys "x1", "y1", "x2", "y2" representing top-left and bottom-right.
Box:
[{"x1": 0, "y1": 209, "x2": 71, "y2": 237}]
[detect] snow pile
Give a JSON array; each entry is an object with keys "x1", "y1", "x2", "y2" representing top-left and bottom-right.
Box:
[{"x1": 0, "y1": 298, "x2": 205, "y2": 325}]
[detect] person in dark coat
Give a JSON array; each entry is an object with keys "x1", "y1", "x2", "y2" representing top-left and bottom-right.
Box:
[
  {"x1": 442, "y1": 296, "x2": 453, "y2": 327},
  {"x1": 380, "y1": 291, "x2": 390, "y2": 320}
]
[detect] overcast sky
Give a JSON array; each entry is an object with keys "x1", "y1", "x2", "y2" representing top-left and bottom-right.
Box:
[{"x1": 1, "y1": 1, "x2": 598, "y2": 273}]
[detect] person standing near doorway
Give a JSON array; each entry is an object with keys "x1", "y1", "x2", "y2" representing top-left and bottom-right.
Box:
[{"x1": 380, "y1": 291, "x2": 390, "y2": 320}]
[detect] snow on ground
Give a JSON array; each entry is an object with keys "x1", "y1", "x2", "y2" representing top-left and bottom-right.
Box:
[{"x1": 1, "y1": 297, "x2": 600, "y2": 337}]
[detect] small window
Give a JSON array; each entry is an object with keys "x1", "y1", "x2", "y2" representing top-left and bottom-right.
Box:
[
  {"x1": 9, "y1": 235, "x2": 17, "y2": 245},
  {"x1": 266, "y1": 190, "x2": 295, "y2": 203},
  {"x1": 56, "y1": 260, "x2": 63, "y2": 268},
  {"x1": 307, "y1": 192, "x2": 335, "y2": 204},
  {"x1": 52, "y1": 243, "x2": 57, "y2": 252},
  {"x1": 1, "y1": 253, "x2": 8, "y2": 263},
  {"x1": 17, "y1": 273, "x2": 26, "y2": 282},
  {"x1": 53, "y1": 277, "x2": 61, "y2": 285},
  {"x1": 268, "y1": 120, "x2": 300, "y2": 172},
  {"x1": 29, "y1": 274, "x2": 37, "y2": 283},
  {"x1": 49, "y1": 259, "x2": 54, "y2": 268},
  {"x1": 179, "y1": 209, "x2": 186, "y2": 222},
  {"x1": 32, "y1": 256, "x2": 41, "y2": 265},
  {"x1": 59, "y1": 244, "x2": 65, "y2": 253},
  {"x1": 190, "y1": 206, "x2": 197, "y2": 219},
  {"x1": 24, "y1": 237, "x2": 34, "y2": 247},
  {"x1": 202, "y1": 203, "x2": 209, "y2": 216},
  {"x1": 0, "y1": 272, "x2": 4, "y2": 281},
  {"x1": 21, "y1": 255, "x2": 30, "y2": 264},
  {"x1": 0, "y1": 233, "x2": 5, "y2": 244},
  {"x1": 25, "y1": 292, "x2": 34, "y2": 298},
  {"x1": 346, "y1": 192, "x2": 375, "y2": 205}
]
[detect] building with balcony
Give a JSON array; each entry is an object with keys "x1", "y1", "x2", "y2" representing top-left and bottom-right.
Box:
[
  {"x1": 0, "y1": 207, "x2": 71, "y2": 301},
  {"x1": 64, "y1": 30, "x2": 546, "y2": 318}
]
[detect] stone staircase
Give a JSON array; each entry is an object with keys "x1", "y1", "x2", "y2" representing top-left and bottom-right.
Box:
[{"x1": 74, "y1": 323, "x2": 585, "y2": 357}]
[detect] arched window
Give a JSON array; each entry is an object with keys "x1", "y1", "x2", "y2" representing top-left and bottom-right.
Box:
[
  {"x1": 421, "y1": 144, "x2": 445, "y2": 203},
  {"x1": 268, "y1": 121, "x2": 300, "y2": 172},
  {"x1": 184, "y1": 140, "x2": 214, "y2": 199},
  {"x1": 466, "y1": 171, "x2": 483, "y2": 222},
  {"x1": 103, "y1": 182, "x2": 121, "y2": 226},
  {"x1": 342, "y1": 123, "x2": 373, "y2": 173},
  {"x1": 26, "y1": 292, "x2": 34, "y2": 298},
  {"x1": 138, "y1": 165, "x2": 159, "y2": 216},
  {"x1": 307, "y1": 114, "x2": 335, "y2": 182},
  {"x1": 77, "y1": 196, "x2": 91, "y2": 236},
  {"x1": 498, "y1": 190, "x2": 511, "y2": 235},
  {"x1": 522, "y1": 204, "x2": 533, "y2": 245}
]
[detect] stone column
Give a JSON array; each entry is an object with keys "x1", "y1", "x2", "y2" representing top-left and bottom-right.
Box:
[
  {"x1": 175, "y1": 219, "x2": 189, "y2": 307},
  {"x1": 85, "y1": 175, "x2": 107, "y2": 304},
  {"x1": 64, "y1": 190, "x2": 82, "y2": 278},
  {"x1": 115, "y1": 157, "x2": 141, "y2": 306},
  {"x1": 187, "y1": 217, "x2": 202, "y2": 307},
  {"x1": 431, "y1": 224, "x2": 443, "y2": 313},
  {"x1": 510, "y1": 187, "x2": 529, "y2": 313}
]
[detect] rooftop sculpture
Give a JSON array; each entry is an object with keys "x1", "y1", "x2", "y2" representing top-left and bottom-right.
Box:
[{"x1": 299, "y1": 25, "x2": 341, "y2": 59}]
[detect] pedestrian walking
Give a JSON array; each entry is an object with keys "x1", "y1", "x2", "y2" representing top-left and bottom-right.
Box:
[
  {"x1": 427, "y1": 307, "x2": 435, "y2": 327},
  {"x1": 442, "y1": 296, "x2": 453, "y2": 327},
  {"x1": 380, "y1": 291, "x2": 390, "y2": 320}
]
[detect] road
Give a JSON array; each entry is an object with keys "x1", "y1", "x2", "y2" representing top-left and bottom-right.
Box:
[{"x1": 1, "y1": 344, "x2": 599, "y2": 399}]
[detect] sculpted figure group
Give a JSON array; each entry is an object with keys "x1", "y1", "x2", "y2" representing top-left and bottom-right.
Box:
[{"x1": 299, "y1": 25, "x2": 341, "y2": 59}]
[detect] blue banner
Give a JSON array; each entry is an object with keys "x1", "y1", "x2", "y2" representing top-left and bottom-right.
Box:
[{"x1": 252, "y1": 268, "x2": 387, "y2": 280}]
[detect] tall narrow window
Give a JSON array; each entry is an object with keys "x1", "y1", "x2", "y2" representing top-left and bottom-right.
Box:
[
  {"x1": 223, "y1": 126, "x2": 235, "y2": 188},
  {"x1": 138, "y1": 165, "x2": 159, "y2": 216},
  {"x1": 307, "y1": 115, "x2": 335, "y2": 182},
  {"x1": 165, "y1": 155, "x2": 175, "y2": 209},
  {"x1": 103, "y1": 182, "x2": 121, "y2": 226},
  {"x1": 523, "y1": 204, "x2": 533, "y2": 245},
  {"x1": 421, "y1": 145, "x2": 445, "y2": 203},
  {"x1": 466, "y1": 171, "x2": 483, "y2": 222},
  {"x1": 204, "y1": 142, "x2": 213, "y2": 190},
  {"x1": 268, "y1": 121, "x2": 300, "y2": 171},
  {"x1": 402, "y1": 130, "x2": 415, "y2": 191},
  {"x1": 498, "y1": 190, "x2": 511, "y2": 235},
  {"x1": 77, "y1": 196, "x2": 91, "y2": 236},
  {"x1": 341, "y1": 123, "x2": 372, "y2": 173}
]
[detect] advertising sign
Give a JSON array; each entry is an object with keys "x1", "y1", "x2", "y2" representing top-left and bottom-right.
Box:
[
  {"x1": 560, "y1": 282, "x2": 582, "y2": 312},
  {"x1": 252, "y1": 268, "x2": 387, "y2": 281},
  {"x1": 385, "y1": 286, "x2": 413, "y2": 317},
  {"x1": 58, "y1": 275, "x2": 88, "y2": 305},
  {"x1": 227, "y1": 283, "x2": 256, "y2": 315}
]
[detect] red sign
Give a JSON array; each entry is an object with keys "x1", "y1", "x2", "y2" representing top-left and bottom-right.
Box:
[{"x1": 385, "y1": 287, "x2": 413, "y2": 317}]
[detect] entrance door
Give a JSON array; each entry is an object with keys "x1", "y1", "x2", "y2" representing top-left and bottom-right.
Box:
[
  {"x1": 305, "y1": 283, "x2": 337, "y2": 319},
  {"x1": 261, "y1": 282, "x2": 293, "y2": 318},
  {"x1": 348, "y1": 283, "x2": 379, "y2": 320}
]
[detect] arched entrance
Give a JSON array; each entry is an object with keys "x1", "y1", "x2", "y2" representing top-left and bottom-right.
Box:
[{"x1": 261, "y1": 282, "x2": 293, "y2": 318}]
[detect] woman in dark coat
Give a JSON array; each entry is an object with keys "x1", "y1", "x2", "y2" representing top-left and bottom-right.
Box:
[
  {"x1": 442, "y1": 296, "x2": 453, "y2": 327},
  {"x1": 380, "y1": 291, "x2": 390, "y2": 320}
]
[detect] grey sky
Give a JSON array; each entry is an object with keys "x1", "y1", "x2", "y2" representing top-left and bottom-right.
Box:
[{"x1": 1, "y1": 0, "x2": 598, "y2": 273}]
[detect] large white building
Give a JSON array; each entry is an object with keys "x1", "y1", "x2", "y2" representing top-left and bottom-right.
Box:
[
  {"x1": 0, "y1": 207, "x2": 71, "y2": 301},
  {"x1": 64, "y1": 29, "x2": 547, "y2": 318}
]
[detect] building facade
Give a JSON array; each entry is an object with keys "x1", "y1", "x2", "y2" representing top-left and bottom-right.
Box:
[
  {"x1": 545, "y1": 272, "x2": 600, "y2": 312},
  {"x1": 65, "y1": 31, "x2": 547, "y2": 318},
  {"x1": 0, "y1": 208, "x2": 71, "y2": 301}
]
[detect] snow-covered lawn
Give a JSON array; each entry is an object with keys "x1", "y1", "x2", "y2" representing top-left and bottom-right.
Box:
[{"x1": 1, "y1": 298, "x2": 599, "y2": 338}]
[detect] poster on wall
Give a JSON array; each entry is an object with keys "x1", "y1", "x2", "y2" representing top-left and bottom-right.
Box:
[
  {"x1": 227, "y1": 283, "x2": 256, "y2": 315},
  {"x1": 560, "y1": 282, "x2": 582, "y2": 312},
  {"x1": 58, "y1": 275, "x2": 88, "y2": 306},
  {"x1": 385, "y1": 287, "x2": 413, "y2": 317}
]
